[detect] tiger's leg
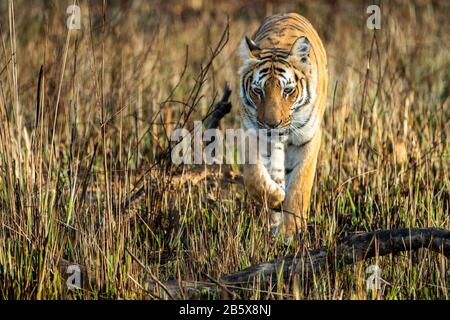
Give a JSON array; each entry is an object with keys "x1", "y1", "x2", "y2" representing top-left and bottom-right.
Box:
[
  {"x1": 267, "y1": 137, "x2": 287, "y2": 236},
  {"x1": 242, "y1": 160, "x2": 285, "y2": 209},
  {"x1": 268, "y1": 137, "x2": 286, "y2": 187},
  {"x1": 281, "y1": 131, "x2": 321, "y2": 238},
  {"x1": 243, "y1": 129, "x2": 285, "y2": 209}
]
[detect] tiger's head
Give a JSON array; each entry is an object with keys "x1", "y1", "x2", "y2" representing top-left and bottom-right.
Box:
[{"x1": 239, "y1": 36, "x2": 318, "y2": 143}]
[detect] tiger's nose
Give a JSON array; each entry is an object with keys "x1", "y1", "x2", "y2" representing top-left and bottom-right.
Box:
[{"x1": 265, "y1": 119, "x2": 283, "y2": 129}]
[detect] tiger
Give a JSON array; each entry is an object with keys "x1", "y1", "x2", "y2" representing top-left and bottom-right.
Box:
[{"x1": 238, "y1": 13, "x2": 328, "y2": 240}]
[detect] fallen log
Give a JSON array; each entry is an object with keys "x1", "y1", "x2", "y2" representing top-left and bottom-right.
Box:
[{"x1": 154, "y1": 227, "x2": 450, "y2": 298}]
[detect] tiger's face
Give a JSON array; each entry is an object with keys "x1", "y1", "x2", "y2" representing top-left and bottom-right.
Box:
[
  {"x1": 249, "y1": 66, "x2": 299, "y2": 129},
  {"x1": 239, "y1": 36, "x2": 318, "y2": 142}
]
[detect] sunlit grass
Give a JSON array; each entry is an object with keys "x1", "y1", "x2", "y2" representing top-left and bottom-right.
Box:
[{"x1": 0, "y1": 0, "x2": 449, "y2": 299}]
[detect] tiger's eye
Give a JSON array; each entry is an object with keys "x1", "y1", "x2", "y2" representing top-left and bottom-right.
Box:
[
  {"x1": 252, "y1": 87, "x2": 263, "y2": 95},
  {"x1": 284, "y1": 87, "x2": 295, "y2": 95}
]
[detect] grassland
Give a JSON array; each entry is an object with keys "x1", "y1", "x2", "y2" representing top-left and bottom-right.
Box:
[{"x1": 0, "y1": 0, "x2": 449, "y2": 299}]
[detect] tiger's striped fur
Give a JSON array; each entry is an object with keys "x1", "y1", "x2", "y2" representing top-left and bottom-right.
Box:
[{"x1": 239, "y1": 13, "x2": 328, "y2": 238}]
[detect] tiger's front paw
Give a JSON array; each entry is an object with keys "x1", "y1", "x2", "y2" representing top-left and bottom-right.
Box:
[
  {"x1": 243, "y1": 164, "x2": 285, "y2": 208},
  {"x1": 246, "y1": 181, "x2": 285, "y2": 208},
  {"x1": 265, "y1": 182, "x2": 285, "y2": 208}
]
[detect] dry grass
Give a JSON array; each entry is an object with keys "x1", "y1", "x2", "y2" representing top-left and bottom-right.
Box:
[{"x1": 0, "y1": 0, "x2": 449, "y2": 299}]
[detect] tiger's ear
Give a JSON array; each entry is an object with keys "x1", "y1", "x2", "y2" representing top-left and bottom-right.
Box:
[
  {"x1": 240, "y1": 36, "x2": 261, "y2": 61},
  {"x1": 290, "y1": 36, "x2": 311, "y2": 64}
]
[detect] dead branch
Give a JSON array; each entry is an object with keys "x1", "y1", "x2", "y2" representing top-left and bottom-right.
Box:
[
  {"x1": 120, "y1": 84, "x2": 232, "y2": 211},
  {"x1": 155, "y1": 227, "x2": 450, "y2": 297},
  {"x1": 204, "y1": 83, "x2": 232, "y2": 130}
]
